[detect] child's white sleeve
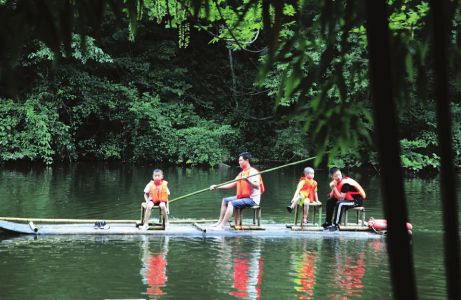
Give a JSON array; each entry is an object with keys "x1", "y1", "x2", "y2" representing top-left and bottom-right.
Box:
[{"x1": 143, "y1": 183, "x2": 151, "y2": 194}]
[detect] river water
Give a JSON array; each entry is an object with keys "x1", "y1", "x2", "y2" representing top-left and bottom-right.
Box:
[{"x1": 0, "y1": 162, "x2": 458, "y2": 299}]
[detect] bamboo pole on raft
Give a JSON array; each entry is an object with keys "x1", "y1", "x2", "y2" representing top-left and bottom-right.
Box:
[{"x1": 168, "y1": 155, "x2": 317, "y2": 204}]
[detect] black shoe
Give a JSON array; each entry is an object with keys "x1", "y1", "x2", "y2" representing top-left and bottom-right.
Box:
[
  {"x1": 94, "y1": 220, "x2": 107, "y2": 229},
  {"x1": 99, "y1": 220, "x2": 110, "y2": 229},
  {"x1": 326, "y1": 224, "x2": 340, "y2": 232},
  {"x1": 321, "y1": 222, "x2": 331, "y2": 229},
  {"x1": 94, "y1": 220, "x2": 101, "y2": 229},
  {"x1": 286, "y1": 206, "x2": 293, "y2": 213}
]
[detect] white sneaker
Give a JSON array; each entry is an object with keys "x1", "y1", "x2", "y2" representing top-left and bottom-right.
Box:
[{"x1": 140, "y1": 224, "x2": 149, "y2": 230}]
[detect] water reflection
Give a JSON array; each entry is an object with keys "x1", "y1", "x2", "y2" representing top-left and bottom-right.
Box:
[
  {"x1": 330, "y1": 252, "x2": 365, "y2": 299},
  {"x1": 140, "y1": 237, "x2": 169, "y2": 297},
  {"x1": 208, "y1": 237, "x2": 264, "y2": 299},
  {"x1": 318, "y1": 239, "x2": 366, "y2": 299},
  {"x1": 0, "y1": 234, "x2": 391, "y2": 299},
  {"x1": 291, "y1": 240, "x2": 319, "y2": 299},
  {"x1": 288, "y1": 238, "x2": 382, "y2": 300},
  {"x1": 229, "y1": 239, "x2": 264, "y2": 299},
  {"x1": 2, "y1": 162, "x2": 427, "y2": 299}
]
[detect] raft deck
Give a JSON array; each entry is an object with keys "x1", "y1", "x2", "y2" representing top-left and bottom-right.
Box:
[{"x1": 0, "y1": 220, "x2": 379, "y2": 238}]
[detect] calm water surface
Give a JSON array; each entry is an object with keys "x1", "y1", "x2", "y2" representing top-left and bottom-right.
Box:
[{"x1": 0, "y1": 163, "x2": 459, "y2": 299}]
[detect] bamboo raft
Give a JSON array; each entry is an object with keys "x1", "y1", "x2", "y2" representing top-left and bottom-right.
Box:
[{"x1": 0, "y1": 217, "x2": 380, "y2": 238}]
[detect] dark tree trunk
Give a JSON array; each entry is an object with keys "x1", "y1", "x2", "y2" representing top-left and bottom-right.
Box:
[
  {"x1": 365, "y1": 1, "x2": 417, "y2": 299},
  {"x1": 429, "y1": 1, "x2": 461, "y2": 299}
]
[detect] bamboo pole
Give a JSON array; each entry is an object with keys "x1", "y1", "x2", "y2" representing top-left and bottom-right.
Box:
[{"x1": 169, "y1": 156, "x2": 317, "y2": 204}]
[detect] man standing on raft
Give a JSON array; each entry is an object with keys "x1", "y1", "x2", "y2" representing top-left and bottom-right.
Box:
[{"x1": 209, "y1": 152, "x2": 264, "y2": 230}]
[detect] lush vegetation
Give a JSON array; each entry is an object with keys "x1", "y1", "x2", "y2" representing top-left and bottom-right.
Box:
[{"x1": 1, "y1": 1, "x2": 460, "y2": 173}]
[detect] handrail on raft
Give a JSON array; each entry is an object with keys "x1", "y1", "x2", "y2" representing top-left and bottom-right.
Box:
[
  {"x1": 0, "y1": 217, "x2": 217, "y2": 224},
  {"x1": 0, "y1": 217, "x2": 138, "y2": 223}
]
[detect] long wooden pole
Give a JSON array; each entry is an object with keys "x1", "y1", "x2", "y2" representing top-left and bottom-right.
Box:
[{"x1": 169, "y1": 156, "x2": 316, "y2": 204}]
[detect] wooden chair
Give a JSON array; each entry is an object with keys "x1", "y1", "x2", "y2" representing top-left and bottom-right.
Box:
[
  {"x1": 139, "y1": 202, "x2": 166, "y2": 230},
  {"x1": 292, "y1": 202, "x2": 323, "y2": 228},
  {"x1": 233, "y1": 205, "x2": 263, "y2": 229},
  {"x1": 342, "y1": 206, "x2": 366, "y2": 226}
]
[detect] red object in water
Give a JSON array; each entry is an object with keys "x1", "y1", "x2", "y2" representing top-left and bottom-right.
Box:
[{"x1": 368, "y1": 218, "x2": 413, "y2": 231}]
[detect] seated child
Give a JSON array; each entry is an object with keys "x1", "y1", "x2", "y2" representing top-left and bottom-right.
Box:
[
  {"x1": 287, "y1": 167, "x2": 321, "y2": 224},
  {"x1": 141, "y1": 169, "x2": 170, "y2": 230}
]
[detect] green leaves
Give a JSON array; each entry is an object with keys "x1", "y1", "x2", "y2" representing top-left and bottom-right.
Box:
[
  {"x1": 0, "y1": 95, "x2": 70, "y2": 165},
  {"x1": 400, "y1": 133, "x2": 440, "y2": 172},
  {"x1": 174, "y1": 124, "x2": 235, "y2": 166},
  {"x1": 127, "y1": 93, "x2": 235, "y2": 166},
  {"x1": 3, "y1": 0, "x2": 460, "y2": 174},
  {"x1": 25, "y1": 35, "x2": 113, "y2": 66}
]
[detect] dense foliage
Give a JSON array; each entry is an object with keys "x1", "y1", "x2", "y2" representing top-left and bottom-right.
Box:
[{"x1": 1, "y1": 1, "x2": 460, "y2": 173}]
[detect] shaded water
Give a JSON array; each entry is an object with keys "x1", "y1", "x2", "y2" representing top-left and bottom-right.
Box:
[{"x1": 0, "y1": 163, "x2": 458, "y2": 299}]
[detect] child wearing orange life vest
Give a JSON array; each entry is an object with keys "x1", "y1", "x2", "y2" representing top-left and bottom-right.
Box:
[
  {"x1": 286, "y1": 167, "x2": 320, "y2": 224},
  {"x1": 141, "y1": 169, "x2": 170, "y2": 230}
]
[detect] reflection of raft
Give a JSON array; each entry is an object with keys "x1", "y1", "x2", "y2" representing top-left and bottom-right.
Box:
[{"x1": 0, "y1": 219, "x2": 382, "y2": 238}]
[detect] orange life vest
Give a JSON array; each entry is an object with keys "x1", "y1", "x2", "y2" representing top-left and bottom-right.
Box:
[
  {"x1": 236, "y1": 168, "x2": 265, "y2": 199},
  {"x1": 334, "y1": 177, "x2": 366, "y2": 201},
  {"x1": 149, "y1": 180, "x2": 169, "y2": 203},
  {"x1": 299, "y1": 177, "x2": 317, "y2": 202}
]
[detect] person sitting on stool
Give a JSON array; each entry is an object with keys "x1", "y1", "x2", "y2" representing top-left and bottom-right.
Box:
[
  {"x1": 322, "y1": 167, "x2": 366, "y2": 231},
  {"x1": 141, "y1": 169, "x2": 170, "y2": 230},
  {"x1": 286, "y1": 167, "x2": 321, "y2": 224}
]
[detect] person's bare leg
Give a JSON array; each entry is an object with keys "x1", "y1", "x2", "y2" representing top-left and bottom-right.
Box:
[
  {"x1": 142, "y1": 202, "x2": 153, "y2": 230},
  {"x1": 211, "y1": 199, "x2": 228, "y2": 227},
  {"x1": 160, "y1": 202, "x2": 169, "y2": 225},
  {"x1": 211, "y1": 203, "x2": 234, "y2": 230},
  {"x1": 290, "y1": 197, "x2": 300, "y2": 209},
  {"x1": 303, "y1": 204, "x2": 310, "y2": 224}
]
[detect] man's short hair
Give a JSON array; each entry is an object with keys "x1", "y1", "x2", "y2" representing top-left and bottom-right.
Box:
[
  {"x1": 152, "y1": 169, "x2": 163, "y2": 175},
  {"x1": 329, "y1": 167, "x2": 340, "y2": 176},
  {"x1": 304, "y1": 167, "x2": 314, "y2": 174},
  {"x1": 239, "y1": 152, "x2": 252, "y2": 162}
]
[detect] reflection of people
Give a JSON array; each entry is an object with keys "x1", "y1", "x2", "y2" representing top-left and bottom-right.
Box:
[
  {"x1": 331, "y1": 252, "x2": 366, "y2": 298},
  {"x1": 209, "y1": 152, "x2": 264, "y2": 230},
  {"x1": 141, "y1": 169, "x2": 170, "y2": 230},
  {"x1": 291, "y1": 239, "x2": 319, "y2": 300},
  {"x1": 229, "y1": 239, "x2": 264, "y2": 299},
  {"x1": 294, "y1": 252, "x2": 316, "y2": 300},
  {"x1": 322, "y1": 167, "x2": 366, "y2": 231},
  {"x1": 140, "y1": 237, "x2": 169, "y2": 297},
  {"x1": 287, "y1": 167, "x2": 320, "y2": 224}
]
